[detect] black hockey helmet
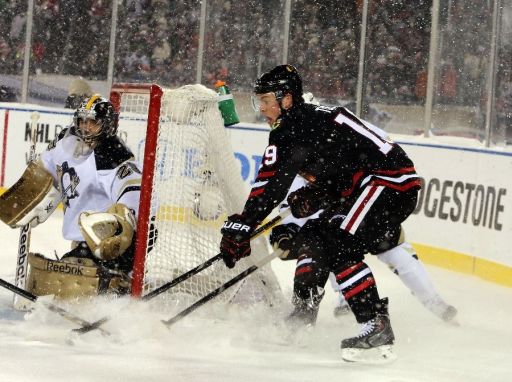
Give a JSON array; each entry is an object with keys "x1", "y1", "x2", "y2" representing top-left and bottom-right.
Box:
[
  {"x1": 253, "y1": 64, "x2": 303, "y2": 102},
  {"x1": 73, "y1": 95, "x2": 119, "y2": 142}
]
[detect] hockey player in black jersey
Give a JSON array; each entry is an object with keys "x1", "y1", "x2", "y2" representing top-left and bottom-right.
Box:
[
  {"x1": 271, "y1": 174, "x2": 457, "y2": 324},
  {"x1": 219, "y1": 65, "x2": 422, "y2": 363}
]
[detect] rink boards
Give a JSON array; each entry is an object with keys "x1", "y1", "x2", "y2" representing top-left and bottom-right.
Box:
[{"x1": 1, "y1": 102, "x2": 511, "y2": 287}]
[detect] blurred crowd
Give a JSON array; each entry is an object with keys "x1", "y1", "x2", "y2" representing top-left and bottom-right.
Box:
[
  {"x1": 0, "y1": 0, "x2": 511, "y2": 116},
  {"x1": 0, "y1": 0, "x2": 111, "y2": 76}
]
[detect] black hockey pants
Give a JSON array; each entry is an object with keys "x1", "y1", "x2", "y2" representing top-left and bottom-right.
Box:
[{"x1": 291, "y1": 185, "x2": 418, "y2": 323}]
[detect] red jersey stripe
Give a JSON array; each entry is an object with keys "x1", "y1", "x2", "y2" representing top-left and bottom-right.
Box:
[
  {"x1": 249, "y1": 188, "x2": 264, "y2": 198},
  {"x1": 373, "y1": 167, "x2": 416, "y2": 175},
  {"x1": 256, "y1": 171, "x2": 276, "y2": 180},
  {"x1": 370, "y1": 178, "x2": 422, "y2": 191},
  {"x1": 341, "y1": 170, "x2": 365, "y2": 198},
  {"x1": 342, "y1": 185, "x2": 380, "y2": 233}
]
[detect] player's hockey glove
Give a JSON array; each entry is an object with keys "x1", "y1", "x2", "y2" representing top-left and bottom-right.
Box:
[
  {"x1": 287, "y1": 186, "x2": 325, "y2": 218},
  {"x1": 269, "y1": 223, "x2": 301, "y2": 260},
  {"x1": 220, "y1": 214, "x2": 254, "y2": 269}
]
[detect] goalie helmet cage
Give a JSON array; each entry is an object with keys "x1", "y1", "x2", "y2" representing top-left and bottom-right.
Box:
[{"x1": 110, "y1": 83, "x2": 283, "y2": 306}]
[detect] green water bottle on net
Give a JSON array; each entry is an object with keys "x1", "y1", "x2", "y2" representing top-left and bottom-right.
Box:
[{"x1": 215, "y1": 80, "x2": 240, "y2": 126}]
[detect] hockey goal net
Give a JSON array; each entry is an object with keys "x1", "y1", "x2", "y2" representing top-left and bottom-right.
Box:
[{"x1": 110, "y1": 83, "x2": 282, "y2": 306}]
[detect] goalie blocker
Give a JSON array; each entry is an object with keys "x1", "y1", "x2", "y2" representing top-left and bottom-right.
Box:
[{"x1": 0, "y1": 161, "x2": 60, "y2": 228}]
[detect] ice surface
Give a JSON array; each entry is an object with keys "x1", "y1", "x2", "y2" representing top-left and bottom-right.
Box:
[{"x1": 0, "y1": 214, "x2": 511, "y2": 382}]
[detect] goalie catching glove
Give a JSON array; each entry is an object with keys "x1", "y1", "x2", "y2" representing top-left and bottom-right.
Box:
[
  {"x1": 79, "y1": 203, "x2": 136, "y2": 261},
  {"x1": 220, "y1": 214, "x2": 254, "y2": 269},
  {"x1": 269, "y1": 223, "x2": 301, "y2": 260}
]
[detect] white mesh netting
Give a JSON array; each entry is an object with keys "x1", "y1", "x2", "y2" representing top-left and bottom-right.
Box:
[{"x1": 115, "y1": 84, "x2": 283, "y2": 307}]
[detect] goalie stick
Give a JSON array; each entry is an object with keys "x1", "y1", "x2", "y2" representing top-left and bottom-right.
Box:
[
  {"x1": 13, "y1": 111, "x2": 39, "y2": 311},
  {"x1": 161, "y1": 249, "x2": 282, "y2": 328},
  {"x1": 73, "y1": 209, "x2": 292, "y2": 335},
  {"x1": 0, "y1": 277, "x2": 112, "y2": 337}
]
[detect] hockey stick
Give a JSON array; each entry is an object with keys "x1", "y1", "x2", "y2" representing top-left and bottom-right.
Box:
[
  {"x1": 161, "y1": 249, "x2": 282, "y2": 328},
  {"x1": 73, "y1": 209, "x2": 292, "y2": 335},
  {"x1": 13, "y1": 111, "x2": 40, "y2": 311},
  {"x1": 142, "y1": 208, "x2": 291, "y2": 301},
  {"x1": 0, "y1": 277, "x2": 112, "y2": 337}
]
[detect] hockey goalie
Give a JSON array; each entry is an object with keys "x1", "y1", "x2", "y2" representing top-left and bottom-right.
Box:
[{"x1": 0, "y1": 95, "x2": 141, "y2": 299}]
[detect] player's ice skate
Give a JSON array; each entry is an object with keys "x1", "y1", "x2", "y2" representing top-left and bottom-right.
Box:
[
  {"x1": 423, "y1": 297, "x2": 459, "y2": 325},
  {"x1": 341, "y1": 313, "x2": 397, "y2": 364},
  {"x1": 280, "y1": 300, "x2": 319, "y2": 344},
  {"x1": 287, "y1": 304, "x2": 318, "y2": 329},
  {"x1": 441, "y1": 305, "x2": 458, "y2": 323}
]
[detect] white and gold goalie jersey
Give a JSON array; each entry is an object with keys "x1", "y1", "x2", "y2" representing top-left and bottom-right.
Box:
[{"x1": 40, "y1": 127, "x2": 141, "y2": 242}]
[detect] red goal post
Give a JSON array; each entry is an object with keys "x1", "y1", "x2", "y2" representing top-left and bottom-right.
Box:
[{"x1": 110, "y1": 83, "x2": 162, "y2": 297}]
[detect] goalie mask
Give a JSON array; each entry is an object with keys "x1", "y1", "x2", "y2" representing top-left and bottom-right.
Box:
[
  {"x1": 252, "y1": 65, "x2": 303, "y2": 111},
  {"x1": 73, "y1": 95, "x2": 119, "y2": 143}
]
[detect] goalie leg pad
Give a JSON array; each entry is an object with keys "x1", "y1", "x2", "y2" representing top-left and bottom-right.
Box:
[
  {"x1": 26, "y1": 253, "x2": 130, "y2": 299},
  {"x1": 0, "y1": 161, "x2": 60, "y2": 228}
]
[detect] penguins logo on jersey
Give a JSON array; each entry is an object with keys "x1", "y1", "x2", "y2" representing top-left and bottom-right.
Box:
[{"x1": 56, "y1": 161, "x2": 80, "y2": 210}]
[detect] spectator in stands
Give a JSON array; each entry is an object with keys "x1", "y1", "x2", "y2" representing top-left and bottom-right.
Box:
[
  {"x1": 0, "y1": 0, "x2": 442, "y2": 108},
  {"x1": 151, "y1": 31, "x2": 171, "y2": 69},
  {"x1": 9, "y1": 8, "x2": 26, "y2": 42},
  {"x1": 0, "y1": 86, "x2": 18, "y2": 102},
  {"x1": 123, "y1": 49, "x2": 151, "y2": 81},
  {"x1": 0, "y1": 37, "x2": 11, "y2": 66}
]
